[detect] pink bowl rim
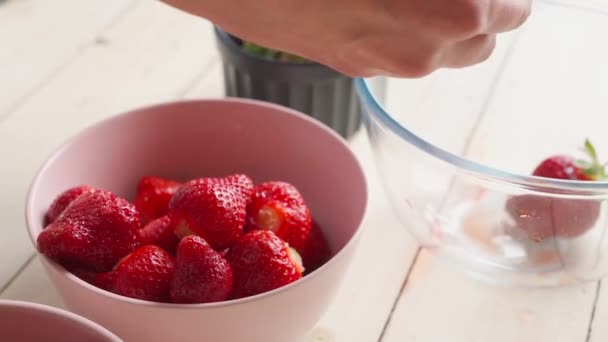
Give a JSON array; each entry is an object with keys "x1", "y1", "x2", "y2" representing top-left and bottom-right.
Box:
[
  {"x1": 0, "y1": 299, "x2": 122, "y2": 341},
  {"x1": 25, "y1": 97, "x2": 369, "y2": 310}
]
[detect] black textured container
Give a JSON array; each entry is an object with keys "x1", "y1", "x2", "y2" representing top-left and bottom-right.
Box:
[{"x1": 213, "y1": 27, "x2": 362, "y2": 139}]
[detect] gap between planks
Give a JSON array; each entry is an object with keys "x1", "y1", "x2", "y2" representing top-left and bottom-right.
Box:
[
  {"x1": 0, "y1": 253, "x2": 36, "y2": 295},
  {"x1": 586, "y1": 282, "x2": 602, "y2": 342}
]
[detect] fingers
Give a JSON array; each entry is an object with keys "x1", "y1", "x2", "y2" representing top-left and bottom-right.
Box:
[
  {"x1": 330, "y1": 33, "x2": 496, "y2": 78},
  {"x1": 484, "y1": 0, "x2": 532, "y2": 33},
  {"x1": 442, "y1": 34, "x2": 496, "y2": 68}
]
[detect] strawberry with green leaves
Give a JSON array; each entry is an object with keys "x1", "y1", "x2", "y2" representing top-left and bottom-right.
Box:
[
  {"x1": 507, "y1": 139, "x2": 605, "y2": 242},
  {"x1": 533, "y1": 139, "x2": 606, "y2": 181}
]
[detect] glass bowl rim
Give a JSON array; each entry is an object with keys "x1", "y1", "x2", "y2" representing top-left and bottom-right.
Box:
[{"x1": 355, "y1": 77, "x2": 608, "y2": 192}]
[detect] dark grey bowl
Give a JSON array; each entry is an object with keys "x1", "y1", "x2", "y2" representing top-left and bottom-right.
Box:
[{"x1": 213, "y1": 27, "x2": 363, "y2": 139}]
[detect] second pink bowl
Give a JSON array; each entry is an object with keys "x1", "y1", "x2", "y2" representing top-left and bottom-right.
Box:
[{"x1": 0, "y1": 300, "x2": 121, "y2": 341}]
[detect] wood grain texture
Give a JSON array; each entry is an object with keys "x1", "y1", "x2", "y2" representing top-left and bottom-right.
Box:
[{"x1": 0, "y1": 1, "x2": 217, "y2": 288}]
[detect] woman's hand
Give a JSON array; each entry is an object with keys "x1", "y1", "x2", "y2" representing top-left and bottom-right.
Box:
[{"x1": 162, "y1": 0, "x2": 531, "y2": 77}]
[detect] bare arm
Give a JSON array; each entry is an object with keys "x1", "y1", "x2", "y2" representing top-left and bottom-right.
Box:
[{"x1": 161, "y1": 0, "x2": 531, "y2": 77}]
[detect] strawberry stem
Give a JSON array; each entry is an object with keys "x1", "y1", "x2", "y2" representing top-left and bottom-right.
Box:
[{"x1": 577, "y1": 138, "x2": 606, "y2": 180}]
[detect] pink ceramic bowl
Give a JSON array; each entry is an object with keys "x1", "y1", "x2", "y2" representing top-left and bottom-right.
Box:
[
  {"x1": 25, "y1": 98, "x2": 368, "y2": 342},
  {"x1": 0, "y1": 299, "x2": 121, "y2": 341}
]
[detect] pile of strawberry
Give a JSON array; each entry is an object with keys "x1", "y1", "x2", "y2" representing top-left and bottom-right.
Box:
[{"x1": 37, "y1": 174, "x2": 330, "y2": 304}]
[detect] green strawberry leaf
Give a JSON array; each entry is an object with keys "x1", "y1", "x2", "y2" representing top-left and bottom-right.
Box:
[{"x1": 578, "y1": 139, "x2": 606, "y2": 180}]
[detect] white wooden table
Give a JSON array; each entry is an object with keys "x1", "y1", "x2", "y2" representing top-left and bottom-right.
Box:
[{"x1": 3, "y1": 1, "x2": 608, "y2": 341}]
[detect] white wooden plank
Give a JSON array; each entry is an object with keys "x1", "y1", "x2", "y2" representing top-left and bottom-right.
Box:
[
  {"x1": 0, "y1": 256, "x2": 65, "y2": 309},
  {"x1": 383, "y1": 251, "x2": 596, "y2": 342},
  {"x1": 0, "y1": 0, "x2": 138, "y2": 120},
  {"x1": 0, "y1": 1, "x2": 219, "y2": 287},
  {"x1": 383, "y1": 3, "x2": 608, "y2": 342}
]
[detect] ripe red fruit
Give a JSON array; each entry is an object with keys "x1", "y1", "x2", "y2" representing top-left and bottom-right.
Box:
[
  {"x1": 533, "y1": 140, "x2": 605, "y2": 181},
  {"x1": 247, "y1": 181, "x2": 312, "y2": 252},
  {"x1": 37, "y1": 190, "x2": 142, "y2": 272},
  {"x1": 225, "y1": 230, "x2": 303, "y2": 299},
  {"x1": 133, "y1": 176, "x2": 181, "y2": 225},
  {"x1": 45, "y1": 185, "x2": 94, "y2": 226},
  {"x1": 506, "y1": 139, "x2": 604, "y2": 242},
  {"x1": 112, "y1": 245, "x2": 176, "y2": 302},
  {"x1": 71, "y1": 268, "x2": 117, "y2": 292},
  {"x1": 140, "y1": 215, "x2": 180, "y2": 254},
  {"x1": 220, "y1": 174, "x2": 253, "y2": 205},
  {"x1": 299, "y1": 221, "x2": 331, "y2": 274},
  {"x1": 170, "y1": 236, "x2": 233, "y2": 304},
  {"x1": 505, "y1": 195, "x2": 600, "y2": 242},
  {"x1": 169, "y1": 175, "x2": 249, "y2": 251}
]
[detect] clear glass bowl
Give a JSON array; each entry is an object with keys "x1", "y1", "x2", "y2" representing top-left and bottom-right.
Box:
[{"x1": 356, "y1": 0, "x2": 608, "y2": 287}]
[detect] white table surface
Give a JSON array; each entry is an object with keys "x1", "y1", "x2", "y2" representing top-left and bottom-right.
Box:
[{"x1": 3, "y1": 1, "x2": 608, "y2": 341}]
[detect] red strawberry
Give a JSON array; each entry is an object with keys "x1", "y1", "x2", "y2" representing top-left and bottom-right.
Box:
[
  {"x1": 220, "y1": 174, "x2": 253, "y2": 204},
  {"x1": 169, "y1": 175, "x2": 248, "y2": 251},
  {"x1": 37, "y1": 190, "x2": 142, "y2": 272},
  {"x1": 246, "y1": 181, "x2": 312, "y2": 252},
  {"x1": 133, "y1": 176, "x2": 181, "y2": 225},
  {"x1": 45, "y1": 185, "x2": 94, "y2": 226},
  {"x1": 225, "y1": 230, "x2": 303, "y2": 299},
  {"x1": 71, "y1": 268, "x2": 116, "y2": 292},
  {"x1": 141, "y1": 215, "x2": 180, "y2": 254},
  {"x1": 112, "y1": 245, "x2": 176, "y2": 302},
  {"x1": 533, "y1": 139, "x2": 605, "y2": 181},
  {"x1": 170, "y1": 236, "x2": 233, "y2": 304},
  {"x1": 506, "y1": 139, "x2": 604, "y2": 242},
  {"x1": 506, "y1": 195, "x2": 600, "y2": 242},
  {"x1": 533, "y1": 156, "x2": 587, "y2": 180},
  {"x1": 300, "y1": 221, "x2": 331, "y2": 274}
]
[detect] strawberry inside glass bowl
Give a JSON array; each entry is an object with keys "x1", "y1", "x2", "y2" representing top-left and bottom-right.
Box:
[{"x1": 356, "y1": 0, "x2": 608, "y2": 287}]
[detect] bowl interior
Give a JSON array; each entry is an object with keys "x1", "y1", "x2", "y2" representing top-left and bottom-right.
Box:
[
  {"x1": 356, "y1": 1, "x2": 608, "y2": 285},
  {"x1": 27, "y1": 99, "x2": 367, "y2": 275},
  {"x1": 0, "y1": 300, "x2": 119, "y2": 341}
]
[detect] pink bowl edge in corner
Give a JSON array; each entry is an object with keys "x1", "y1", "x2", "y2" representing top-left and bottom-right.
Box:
[{"x1": 0, "y1": 299, "x2": 122, "y2": 341}]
